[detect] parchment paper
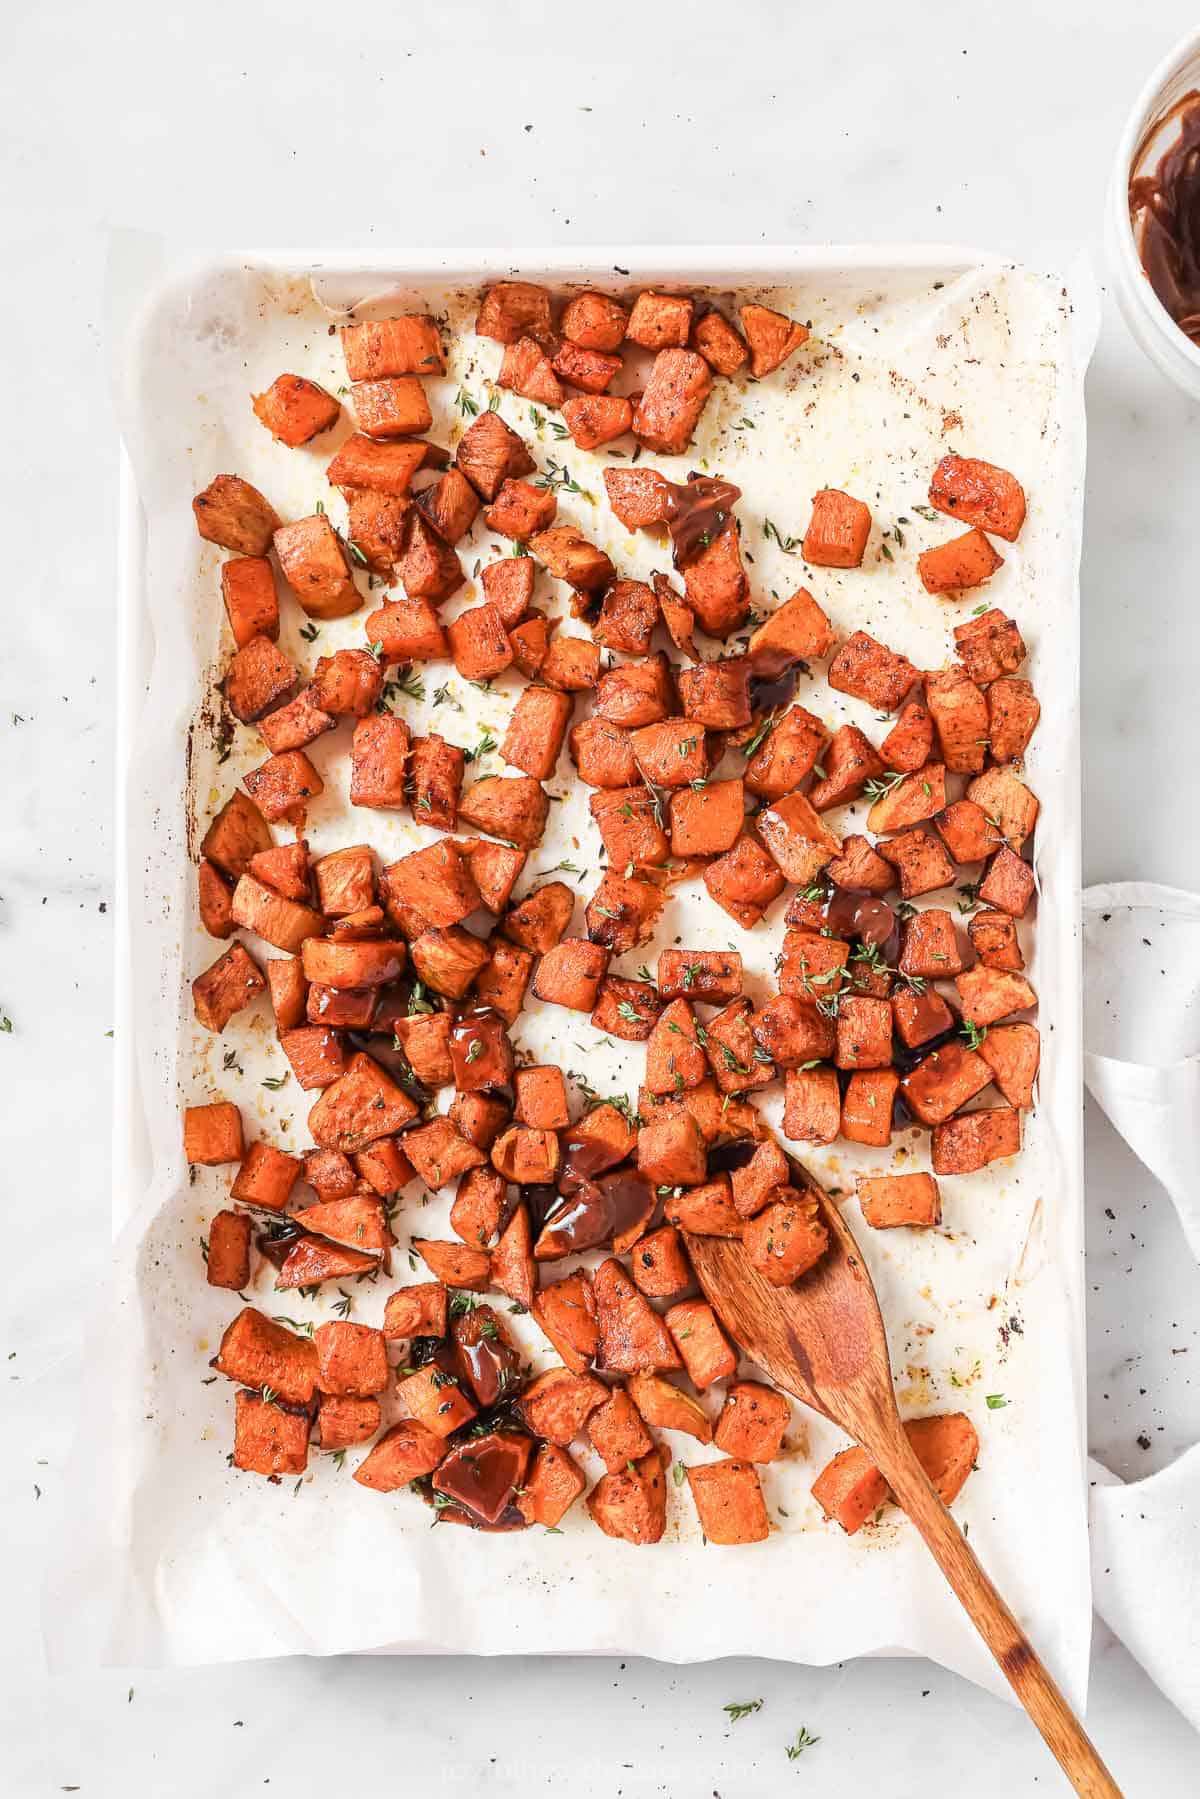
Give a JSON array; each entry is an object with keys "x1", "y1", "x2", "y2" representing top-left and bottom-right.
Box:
[{"x1": 46, "y1": 248, "x2": 1096, "y2": 1705}]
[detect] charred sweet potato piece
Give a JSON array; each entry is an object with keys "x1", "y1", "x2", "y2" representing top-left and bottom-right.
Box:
[
  {"x1": 987, "y1": 677, "x2": 1040, "y2": 764},
  {"x1": 476, "y1": 280, "x2": 553, "y2": 345},
  {"x1": 551, "y1": 340, "x2": 622, "y2": 393},
  {"x1": 704, "y1": 997, "x2": 773, "y2": 1095},
  {"x1": 316, "y1": 1394, "x2": 380, "y2": 1451},
  {"x1": 342, "y1": 314, "x2": 444, "y2": 380},
  {"x1": 456, "y1": 409, "x2": 536, "y2": 501},
  {"x1": 740, "y1": 301, "x2": 808, "y2": 377},
  {"x1": 382, "y1": 1282, "x2": 448, "y2": 1341},
  {"x1": 352, "y1": 375, "x2": 432, "y2": 440},
  {"x1": 397, "y1": 1364, "x2": 477, "y2": 1435},
  {"x1": 449, "y1": 1009, "x2": 514, "y2": 1094},
  {"x1": 878, "y1": 829, "x2": 955, "y2": 899},
  {"x1": 461, "y1": 839, "x2": 526, "y2": 915},
  {"x1": 678, "y1": 659, "x2": 753, "y2": 729},
  {"x1": 669, "y1": 778, "x2": 745, "y2": 858},
  {"x1": 248, "y1": 840, "x2": 312, "y2": 904},
  {"x1": 192, "y1": 941, "x2": 266, "y2": 1032},
  {"x1": 756, "y1": 791, "x2": 841, "y2": 886},
  {"x1": 471, "y1": 939, "x2": 533, "y2": 1025},
  {"x1": 740, "y1": 704, "x2": 825, "y2": 801},
  {"x1": 656, "y1": 949, "x2": 741, "y2": 1004},
  {"x1": 977, "y1": 846, "x2": 1036, "y2": 918},
  {"x1": 803, "y1": 488, "x2": 871, "y2": 568},
  {"x1": 483, "y1": 476, "x2": 556, "y2": 542},
  {"x1": 243, "y1": 750, "x2": 324, "y2": 827},
  {"x1": 561, "y1": 394, "x2": 633, "y2": 450},
  {"x1": 206, "y1": 1209, "x2": 252, "y2": 1289},
  {"x1": 636, "y1": 1109, "x2": 707, "y2": 1189},
  {"x1": 594, "y1": 1256, "x2": 683, "y2": 1374},
  {"x1": 517, "y1": 1442, "x2": 587, "y2": 1527},
  {"x1": 628, "y1": 1224, "x2": 692, "y2": 1299},
  {"x1": 925, "y1": 666, "x2": 989, "y2": 774},
  {"x1": 811, "y1": 1444, "x2": 889, "y2": 1533},
  {"x1": 744, "y1": 1189, "x2": 829, "y2": 1285},
  {"x1": 233, "y1": 1392, "x2": 309, "y2": 1478},
  {"x1": 858, "y1": 1172, "x2": 941, "y2": 1230},
  {"x1": 198, "y1": 859, "x2": 235, "y2": 939},
  {"x1": 481, "y1": 555, "x2": 535, "y2": 627},
  {"x1": 968, "y1": 908, "x2": 1025, "y2": 971},
  {"x1": 411, "y1": 1233, "x2": 492, "y2": 1291},
  {"x1": 308, "y1": 648, "x2": 382, "y2": 719},
  {"x1": 231, "y1": 1141, "x2": 302, "y2": 1212},
  {"x1": 932, "y1": 1106, "x2": 1021, "y2": 1174},
  {"x1": 955, "y1": 965, "x2": 1037, "y2": 1028},
  {"x1": 898, "y1": 907, "x2": 964, "y2": 978},
  {"x1": 826, "y1": 834, "x2": 893, "y2": 895},
  {"x1": 390, "y1": 1011, "x2": 454, "y2": 1086},
  {"x1": 531, "y1": 938, "x2": 609, "y2": 1011},
  {"x1": 703, "y1": 833, "x2": 786, "y2": 929},
  {"x1": 407, "y1": 735, "x2": 464, "y2": 832},
  {"x1": 749, "y1": 994, "x2": 834, "y2": 1069},
  {"x1": 978, "y1": 1021, "x2": 1040, "y2": 1109},
  {"x1": 307, "y1": 1051, "x2": 418, "y2": 1152},
  {"x1": 687, "y1": 1457, "x2": 770, "y2": 1543},
  {"x1": 221, "y1": 555, "x2": 279, "y2": 648},
  {"x1": 258, "y1": 688, "x2": 336, "y2": 756},
  {"x1": 273, "y1": 515, "x2": 360, "y2": 620},
  {"x1": 354, "y1": 1136, "x2": 414, "y2": 1197},
  {"x1": 508, "y1": 613, "x2": 552, "y2": 677},
  {"x1": 278, "y1": 1025, "x2": 346, "y2": 1090},
  {"x1": 664, "y1": 1175, "x2": 743, "y2": 1236},
  {"x1": 587, "y1": 1446, "x2": 668, "y2": 1543},
  {"x1": 519, "y1": 1367, "x2": 607, "y2": 1446},
  {"x1": 953, "y1": 607, "x2": 1026, "y2": 684},
  {"x1": 457, "y1": 774, "x2": 549, "y2": 849},
  {"x1": 828, "y1": 632, "x2": 918, "y2": 711},
  {"x1": 529, "y1": 524, "x2": 614, "y2": 593},
  {"x1": 934, "y1": 799, "x2": 996, "y2": 865},
  {"x1": 835, "y1": 994, "x2": 893, "y2": 1070},
  {"x1": 450, "y1": 1165, "x2": 510, "y2": 1249},
  {"x1": 343, "y1": 484, "x2": 407, "y2": 573},
  {"x1": 967, "y1": 767, "x2": 1039, "y2": 853},
  {"x1": 691, "y1": 306, "x2": 749, "y2": 375},
  {"x1": 593, "y1": 579, "x2": 658, "y2": 656},
  {"x1": 645, "y1": 997, "x2": 709, "y2": 1095},
  {"x1": 513, "y1": 1064, "x2": 571, "y2": 1131},
  {"x1": 531, "y1": 1269, "x2": 598, "y2": 1372},
  {"x1": 354, "y1": 1418, "x2": 446, "y2": 1490},
  {"x1": 384, "y1": 840, "x2": 481, "y2": 930},
  {"x1": 565, "y1": 718, "x2": 637, "y2": 790},
  {"x1": 880, "y1": 696, "x2": 935, "y2": 774},
  {"x1": 747, "y1": 585, "x2": 835, "y2": 667},
  {"x1": 778, "y1": 928, "x2": 849, "y2": 1000},
  {"x1": 252, "y1": 373, "x2": 339, "y2": 446},
  {"x1": 591, "y1": 975, "x2": 662, "y2": 1042},
  {"x1": 633, "y1": 347, "x2": 712, "y2": 456},
  {"x1": 202, "y1": 790, "x2": 272, "y2": 879},
  {"x1": 306, "y1": 982, "x2": 377, "y2": 1029},
  {"x1": 866, "y1": 760, "x2": 951, "y2": 836},
  {"x1": 714, "y1": 1381, "x2": 789, "y2": 1462},
  {"x1": 918, "y1": 527, "x2": 1004, "y2": 596},
  {"x1": 586, "y1": 1385, "x2": 655, "y2": 1473},
  {"x1": 603, "y1": 464, "x2": 672, "y2": 530},
  {"x1": 561, "y1": 289, "x2": 628, "y2": 350},
  {"x1": 627, "y1": 290, "x2": 693, "y2": 348},
  {"x1": 364, "y1": 597, "x2": 447, "y2": 664},
  {"x1": 808, "y1": 724, "x2": 885, "y2": 811},
  {"x1": 901, "y1": 1041, "x2": 992, "y2": 1126},
  {"x1": 314, "y1": 1320, "x2": 388, "y2": 1397},
  {"x1": 840, "y1": 1069, "x2": 900, "y2": 1146},
  {"x1": 327, "y1": 434, "x2": 431, "y2": 497},
  {"x1": 682, "y1": 523, "x2": 749, "y2": 638},
  {"x1": 542, "y1": 635, "x2": 601, "y2": 692},
  {"x1": 410, "y1": 926, "x2": 492, "y2": 999},
  {"x1": 595, "y1": 653, "x2": 677, "y2": 730},
  {"x1": 665, "y1": 1297, "x2": 737, "y2": 1389},
  {"x1": 586, "y1": 870, "x2": 665, "y2": 952},
  {"x1": 289, "y1": 1194, "x2": 390, "y2": 1258},
  {"x1": 346, "y1": 715, "x2": 411, "y2": 812},
  {"x1": 501, "y1": 881, "x2": 575, "y2": 954},
  {"x1": 214, "y1": 1306, "x2": 318, "y2": 1405},
  {"x1": 590, "y1": 786, "x2": 669, "y2": 867},
  {"x1": 930, "y1": 453, "x2": 1026, "y2": 541},
  {"x1": 629, "y1": 719, "x2": 709, "y2": 789},
  {"x1": 400, "y1": 512, "x2": 464, "y2": 602},
  {"x1": 410, "y1": 462, "x2": 483, "y2": 541},
  {"x1": 193, "y1": 473, "x2": 279, "y2": 556}
]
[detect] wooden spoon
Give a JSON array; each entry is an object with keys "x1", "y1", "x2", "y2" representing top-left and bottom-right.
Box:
[{"x1": 682, "y1": 1165, "x2": 1123, "y2": 1799}]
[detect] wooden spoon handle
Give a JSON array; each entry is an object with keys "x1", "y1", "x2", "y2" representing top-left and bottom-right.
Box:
[{"x1": 880, "y1": 1434, "x2": 1122, "y2": 1797}]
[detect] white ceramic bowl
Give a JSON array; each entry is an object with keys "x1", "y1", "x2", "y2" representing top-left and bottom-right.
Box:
[{"x1": 1107, "y1": 23, "x2": 1200, "y2": 398}]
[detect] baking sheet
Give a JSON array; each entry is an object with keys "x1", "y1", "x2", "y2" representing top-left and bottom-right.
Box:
[{"x1": 46, "y1": 248, "x2": 1095, "y2": 1704}]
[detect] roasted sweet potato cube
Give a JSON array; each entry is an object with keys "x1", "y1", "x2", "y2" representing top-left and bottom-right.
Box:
[
  {"x1": 757, "y1": 792, "x2": 841, "y2": 886},
  {"x1": 456, "y1": 410, "x2": 536, "y2": 501},
  {"x1": 808, "y1": 724, "x2": 885, "y2": 811},
  {"x1": 481, "y1": 555, "x2": 535, "y2": 629},
  {"x1": 633, "y1": 347, "x2": 713, "y2": 456},
  {"x1": 501, "y1": 882, "x2": 575, "y2": 957},
  {"x1": 220, "y1": 555, "x2": 279, "y2": 649},
  {"x1": 878, "y1": 700, "x2": 934, "y2": 777},
  {"x1": 594, "y1": 1256, "x2": 683, "y2": 1373},
  {"x1": 682, "y1": 523, "x2": 748, "y2": 637},
  {"x1": 564, "y1": 720, "x2": 635, "y2": 794},
  {"x1": 341, "y1": 314, "x2": 444, "y2": 380},
  {"x1": 891, "y1": 985, "x2": 951, "y2": 1055},
  {"x1": 404, "y1": 1116, "x2": 486, "y2": 1196},
  {"x1": 930, "y1": 453, "x2": 1026, "y2": 541},
  {"x1": 703, "y1": 834, "x2": 786, "y2": 929},
  {"x1": 714, "y1": 1381, "x2": 790, "y2": 1463},
  {"x1": 955, "y1": 965, "x2": 1037, "y2": 1027},
  {"x1": 459, "y1": 840, "x2": 524, "y2": 916},
  {"x1": 749, "y1": 994, "x2": 834, "y2": 1070},
  {"x1": 491, "y1": 1124, "x2": 560, "y2": 1185},
  {"x1": 413, "y1": 465, "x2": 481, "y2": 543},
  {"x1": 987, "y1": 677, "x2": 1040, "y2": 764},
  {"x1": 840, "y1": 1069, "x2": 900, "y2": 1146},
  {"x1": 404, "y1": 735, "x2": 462, "y2": 833},
  {"x1": 739, "y1": 301, "x2": 809, "y2": 377},
  {"x1": 471, "y1": 939, "x2": 533, "y2": 1025},
  {"x1": 480, "y1": 1203, "x2": 531, "y2": 1309},
  {"x1": 603, "y1": 464, "x2": 672, "y2": 530},
  {"x1": 655, "y1": 950, "x2": 741, "y2": 1005},
  {"x1": 193, "y1": 473, "x2": 279, "y2": 556},
  {"x1": 445, "y1": 602, "x2": 513, "y2": 684},
  {"x1": 354, "y1": 1135, "x2": 414, "y2": 1197},
  {"x1": 518, "y1": 1367, "x2": 607, "y2": 1446},
  {"x1": 932, "y1": 1106, "x2": 1021, "y2": 1174},
  {"x1": 231, "y1": 1141, "x2": 302, "y2": 1212},
  {"x1": 644, "y1": 998, "x2": 708, "y2": 1095},
  {"x1": 351, "y1": 375, "x2": 432, "y2": 440},
  {"x1": 410, "y1": 1230, "x2": 492, "y2": 1293},
  {"x1": 778, "y1": 929, "x2": 849, "y2": 1000},
  {"x1": 636, "y1": 1109, "x2": 706, "y2": 1188},
  {"x1": 316, "y1": 1394, "x2": 380, "y2": 1451},
  {"x1": 953, "y1": 607, "x2": 1027, "y2": 684},
  {"x1": 660, "y1": 584, "x2": 698, "y2": 659},
  {"x1": 703, "y1": 997, "x2": 772, "y2": 1094},
  {"x1": 364, "y1": 598, "x2": 447, "y2": 664},
  {"x1": 244, "y1": 749, "x2": 324, "y2": 826},
  {"x1": 665, "y1": 1298, "x2": 737, "y2": 1389},
  {"x1": 562, "y1": 394, "x2": 633, "y2": 450},
  {"x1": 867, "y1": 764, "x2": 947, "y2": 834},
  {"x1": 384, "y1": 840, "x2": 481, "y2": 931},
  {"x1": 629, "y1": 720, "x2": 709, "y2": 791},
  {"x1": 968, "y1": 909, "x2": 1025, "y2": 971},
  {"x1": 587, "y1": 1446, "x2": 668, "y2": 1543},
  {"x1": 233, "y1": 1392, "x2": 309, "y2": 1478},
  {"x1": 587, "y1": 582, "x2": 655, "y2": 660},
  {"x1": 344, "y1": 487, "x2": 413, "y2": 567},
  {"x1": 532, "y1": 1270, "x2": 597, "y2": 1372},
  {"x1": 527, "y1": 938, "x2": 606, "y2": 1013},
  {"x1": 905, "y1": 1411, "x2": 981, "y2": 1505},
  {"x1": 626, "y1": 1376, "x2": 711, "y2": 1447},
  {"x1": 627, "y1": 290, "x2": 693, "y2": 348},
  {"x1": 969, "y1": 766, "x2": 1040, "y2": 850},
  {"x1": 691, "y1": 306, "x2": 749, "y2": 374},
  {"x1": 669, "y1": 779, "x2": 744, "y2": 859},
  {"x1": 541, "y1": 635, "x2": 600, "y2": 692},
  {"x1": 835, "y1": 994, "x2": 893, "y2": 1072},
  {"x1": 586, "y1": 1385, "x2": 655, "y2": 1472},
  {"x1": 397, "y1": 1364, "x2": 477, "y2": 1436},
  {"x1": 516, "y1": 1442, "x2": 586, "y2": 1527},
  {"x1": 898, "y1": 907, "x2": 964, "y2": 978},
  {"x1": 230, "y1": 873, "x2": 323, "y2": 954},
  {"x1": 878, "y1": 829, "x2": 955, "y2": 899},
  {"x1": 252, "y1": 372, "x2": 339, "y2": 447},
  {"x1": 206, "y1": 1208, "x2": 252, "y2": 1290},
  {"x1": 483, "y1": 476, "x2": 556, "y2": 542},
  {"x1": 258, "y1": 688, "x2": 336, "y2": 756},
  {"x1": 678, "y1": 659, "x2": 753, "y2": 729},
  {"x1": 382, "y1": 1283, "x2": 448, "y2": 1341},
  {"x1": 977, "y1": 846, "x2": 1036, "y2": 918},
  {"x1": 917, "y1": 527, "x2": 1004, "y2": 595},
  {"x1": 743, "y1": 1192, "x2": 829, "y2": 1285},
  {"x1": 687, "y1": 1457, "x2": 770, "y2": 1543},
  {"x1": 826, "y1": 835, "x2": 894, "y2": 895},
  {"x1": 664, "y1": 1175, "x2": 743, "y2": 1236},
  {"x1": 934, "y1": 800, "x2": 996, "y2": 866},
  {"x1": 307, "y1": 1050, "x2": 418, "y2": 1154},
  {"x1": 476, "y1": 280, "x2": 553, "y2": 345},
  {"x1": 327, "y1": 434, "x2": 431, "y2": 497},
  {"x1": 390, "y1": 1011, "x2": 454, "y2": 1086},
  {"x1": 590, "y1": 976, "x2": 661, "y2": 1043},
  {"x1": 828, "y1": 632, "x2": 918, "y2": 711},
  {"x1": 925, "y1": 666, "x2": 989, "y2": 774},
  {"x1": 314, "y1": 1321, "x2": 387, "y2": 1398},
  {"x1": 740, "y1": 704, "x2": 824, "y2": 801},
  {"x1": 214, "y1": 1306, "x2": 318, "y2": 1405},
  {"x1": 858, "y1": 1173, "x2": 941, "y2": 1230},
  {"x1": 198, "y1": 859, "x2": 235, "y2": 939},
  {"x1": 354, "y1": 1418, "x2": 445, "y2": 1490},
  {"x1": 248, "y1": 840, "x2": 311, "y2": 905},
  {"x1": 201, "y1": 790, "x2": 272, "y2": 879},
  {"x1": 596, "y1": 655, "x2": 677, "y2": 732},
  {"x1": 309, "y1": 648, "x2": 383, "y2": 719},
  {"x1": 302, "y1": 1146, "x2": 359, "y2": 1202},
  {"x1": 449, "y1": 1165, "x2": 509, "y2": 1249},
  {"x1": 585, "y1": 870, "x2": 664, "y2": 953},
  {"x1": 802, "y1": 486, "x2": 871, "y2": 567},
  {"x1": 192, "y1": 941, "x2": 265, "y2": 1032},
  {"x1": 529, "y1": 524, "x2": 614, "y2": 593},
  {"x1": 747, "y1": 586, "x2": 835, "y2": 669},
  {"x1": 510, "y1": 1064, "x2": 569, "y2": 1132},
  {"x1": 273, "y1": 514, "x2": 359, "y2": 620},
  {"x1": 811, "y1": 1444, "x2": 889, "y2": 1533},
  {"x1": 449, "y1": 1008, "x2": 514, "y2": 1094},
  {"x1": 978, "y1": 1022, "x2": 1040, "y2": 1109},
  {"x1": 628, "y1": 1225, "x2": 692, "y2": 1299},
  {"x1": 561, "y1": 289, "x2": 628, "y2": 349},
  {"x1": 552, "y1": 340, "x2": 622, "y2": 393},
  {"x1": 901, "y1": 1041, "x2": 992, "y2": 1125},
  {"x1": 279, "y1": 1025, "x2": 346, "y2": 1090},
  {"x1": 457, "y1": 774, "x2": 549, "y2": 849},
  {"x1": 508, "y1": 613, "x2": 552, "y2": 678},
  {"x1": 400, "y1": 512, "x2": 463, "y2": 602}
]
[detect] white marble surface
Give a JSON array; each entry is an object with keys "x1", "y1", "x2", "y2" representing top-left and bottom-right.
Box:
[{"x1": 2, "y1": 1, "x2": 1199, "y2": 1792}]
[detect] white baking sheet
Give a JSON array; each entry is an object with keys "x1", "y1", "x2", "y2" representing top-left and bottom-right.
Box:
[{"x1": 46, "y1": 248, "x2": 1095, "y2": 1705}]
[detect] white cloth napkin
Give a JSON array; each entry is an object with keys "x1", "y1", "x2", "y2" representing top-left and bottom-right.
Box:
[{"x1": 1082, "y1": 883, "x2": 1200, "y2": 1730}]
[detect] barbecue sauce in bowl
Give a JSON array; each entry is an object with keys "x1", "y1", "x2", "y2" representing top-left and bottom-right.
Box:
[{"x1": 1130, "y1": 88, "x2": 1200, "y2": 342}]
